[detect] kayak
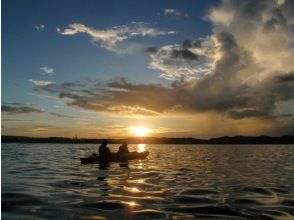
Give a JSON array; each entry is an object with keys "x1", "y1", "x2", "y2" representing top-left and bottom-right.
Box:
[{"x1": 80, "y1": 151, "x2": 149, "y2": 164}]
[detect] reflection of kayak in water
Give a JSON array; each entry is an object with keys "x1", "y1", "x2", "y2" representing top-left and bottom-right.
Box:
[{"x1": 80, "y1": 151, "x2": 149, "y2": 164}]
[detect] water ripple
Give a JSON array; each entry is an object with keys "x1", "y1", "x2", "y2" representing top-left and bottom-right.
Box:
[{"x1": 2, "y1": 143, "x2": 294, "y2": 219}]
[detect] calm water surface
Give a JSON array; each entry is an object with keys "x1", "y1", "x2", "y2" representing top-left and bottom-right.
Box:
[{"x1": 2, "y1": 144, "x2": 294, "y2": 219}]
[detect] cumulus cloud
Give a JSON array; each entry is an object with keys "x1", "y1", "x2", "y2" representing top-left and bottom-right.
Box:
[
  {"x1": 31, "y1": 128, "x2": 48, "y2": 132},
  {"x1": 57, "y1": 22, "x2": 175, "y2": 53},
  {"x1": 146, "y1": 0, "x2": 294, "y2": 122},
  {"x1": 207, "y1": 0, "x2": 294, "y2": 80},
  {"x1": 28, "y1": 79, "x2": 55, "y2": 86},
  {"x1": 40, "y1": 66, "x2": 54, "y2": 75},
  {"x1": 163, "y1": 8, "x2": 189, "y2": 19},
  {"x1": 2, "y1": 102, "x2": 44, "y2": 114},
  {"x1": 35, "y1": 24, "x2": 45, "y2": 31}
]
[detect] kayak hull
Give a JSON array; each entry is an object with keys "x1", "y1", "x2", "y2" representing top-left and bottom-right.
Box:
[{"x1": 80, "y1": 151, "x2": 149, "y2": 164}]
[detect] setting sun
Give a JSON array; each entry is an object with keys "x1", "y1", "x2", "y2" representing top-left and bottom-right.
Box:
[{"x1": 130, "y1": 127, "x2": 151, "y2": 137}]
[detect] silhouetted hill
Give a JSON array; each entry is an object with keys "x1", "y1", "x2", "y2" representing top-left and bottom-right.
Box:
[{"x1": 2, "y1": 135, "x2": 294, "y2": 144}]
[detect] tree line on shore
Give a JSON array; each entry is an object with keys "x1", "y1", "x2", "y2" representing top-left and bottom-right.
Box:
[{"x1": 2, "y1": 135, "x2": 294, "y2": 144}]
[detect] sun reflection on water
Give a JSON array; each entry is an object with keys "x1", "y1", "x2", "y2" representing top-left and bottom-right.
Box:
[
  {"x1": 137, "y1": 179, "x2": 144, "y2": 183},
  {"x1": 137, "y1": 162, "x2": 143, "y2": 169},
  {"x1": 88, "y1": 216, "x2": 108, "y2": 220},
  {"x1": 123, "y1": 201, "x2": 139, "y2": 207},
  {"x1": 137, "y1": 144, "x2": 146, "y2": 152},
  {"x1": 127, "y1": 201, "x2": 137, "y2": 206},
  {"x1": 131, "y1": 187, "x2": 140, "y2": 192}
]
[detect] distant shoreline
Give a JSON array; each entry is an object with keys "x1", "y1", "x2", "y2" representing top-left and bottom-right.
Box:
[{"x1": 2, "y1": 135, "x2": 294, "y2": 144}]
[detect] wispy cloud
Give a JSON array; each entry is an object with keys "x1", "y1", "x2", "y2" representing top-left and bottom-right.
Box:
[
  {"x1": 2, "y1": 119, "x2": 33, "y2": 122},
  {"x1": 32, "y1": 78, "x2": 166, "y2": 116},
  {"x1": 31, "y1": 128, "x2": 48, "y2": 132},
  {"x1": 40, "y1": 66, "x2": 54, "y2": 75},
  {"x1": 28, "y1": 79, "x2": 55, "y2": 86},
  {"x1": 88, "y1": 124, "x2": 130, "y2": 136},
  {"x1": 35, "y1": 24, "x2": 45, "y2": 31},
  {"x1": 50, "y1": 112, "x2": 77, "y2": 119},
  {"x1": 57, "y1": 22, "x2": 175, "y2": 53},
  {"x1": 2, "y1": 102, "x2": 44, "y2": 114},
  {"x1": 163, "y1": 8, "x2": 189, "y2": 19}
]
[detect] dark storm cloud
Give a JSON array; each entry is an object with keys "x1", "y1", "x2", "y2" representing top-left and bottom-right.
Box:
[
  {"x1": 266, "y1": 116, "x2": 294, "y2": 136},
  {"x1": 170, "y1": 48, "x2": 199, "y2": 60},
  {"x1": 147, "y1": 45, "x2": 199, "y2": 60},
  {"x1": 275, "y1": 72, "x2": 294, "y2": 82},
  {"x1": 182, "y1": 39, "x2": 203, "y2": 49},
  {"x1": 182, "y1": 40, "x2": 192, "y2": 48},
  {"x1": 147, "y1": 38, "x2": 213, "y2": 80},
  {"x1": 265, "y1": 8, "x2": 287, "y2": 30},
  {"x1": 281, "y1": 0, "x2": 294, "y2": 20},
  {"x1": 193, "y1": 40, "x2": 203, "y2": 48},
  {"x1": 223, "y1": 72, "x2": 294, "y2": 119},
  {"x1": 146, "y1": 47, "x2": 157, "y2": 54},
  {"x1": 232, "y1": 0, "x2": 272, "y2": 18},
  {"x1": 228, "y1": 109, "x2": 267, "y2": 119}
]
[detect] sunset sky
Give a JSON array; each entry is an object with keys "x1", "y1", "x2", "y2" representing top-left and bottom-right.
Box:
[{"x1": 2, "y1": 0, "x2": 294, "y2": 138}]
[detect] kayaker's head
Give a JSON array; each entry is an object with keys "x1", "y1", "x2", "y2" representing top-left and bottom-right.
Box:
[
  {"x1": 102, "y1": 139, "x2": 108, "y2": 146},
  {"x1": 122, "y1": 143, "x2": 128, "y2": 147}
]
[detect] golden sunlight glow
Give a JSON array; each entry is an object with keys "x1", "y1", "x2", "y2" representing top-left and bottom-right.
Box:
[
  {"x1": 124, "y1": 201, "x2": 139, "y2": 207},
  {"x1": 131, "y1": 187, "x2": 140, "y2": 192},
  {"x1": 137, "y1": 144, "x2": 146, "y2": 152},
  {"x1": 125, "y1": 186, "x2": 141, "y2": 193},
  {"x1": 130, "y1": 127, "x2": 151, "y2": 137},
  {"x1": 137, "y1": 178, "x2": 145, "y2": 183},
  {"x1": 128, "y1": 201, "x2": 136, "y2": 206}
]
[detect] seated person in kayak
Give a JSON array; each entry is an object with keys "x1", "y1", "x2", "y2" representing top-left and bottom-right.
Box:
[
  {"x1": 99, "y1": 139, "x2": 111, "y2": 157},
  {"x1": 117, "y1": 143, "x2": 129, "y2": 154}
]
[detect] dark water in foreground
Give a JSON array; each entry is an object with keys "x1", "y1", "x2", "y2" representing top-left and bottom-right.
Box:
[{"x1": 2, "y1": 144, "x2": 294, "y2": 219}]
